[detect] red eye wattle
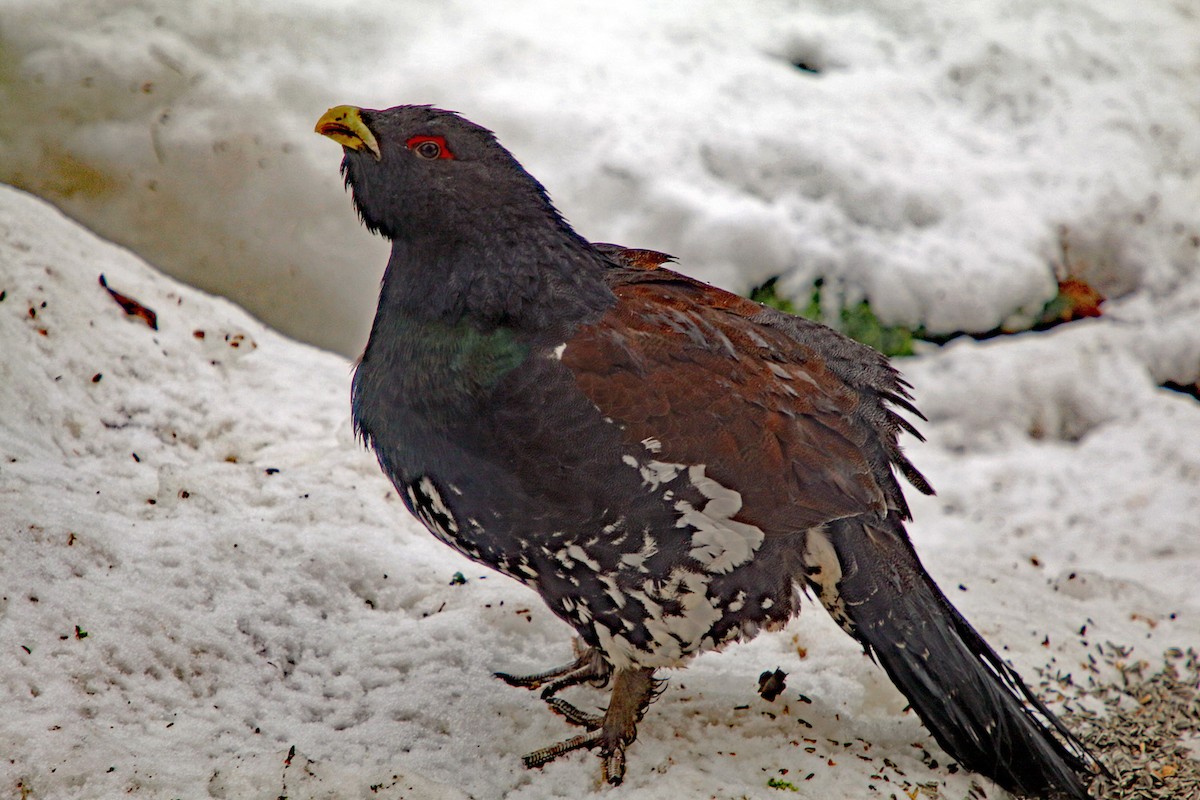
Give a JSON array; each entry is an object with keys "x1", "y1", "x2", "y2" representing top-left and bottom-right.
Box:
[{"x1": 406, "y1": 135, "x2": 454, "y2": 160}]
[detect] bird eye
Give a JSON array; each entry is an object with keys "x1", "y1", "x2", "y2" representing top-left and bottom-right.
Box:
[
  {"x1": 406, "y1": 135, "x2": 453, "y2": 160},
  {"x1": 415, "y1": 140, "x2": 441, "y2": 159}
]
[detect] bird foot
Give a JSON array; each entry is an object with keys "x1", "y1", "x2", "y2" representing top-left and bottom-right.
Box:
[
  {"x1": 520, "y1": 666, "x2": 657, "y2": 785},
  {"x1": 545, "y1": 696, "x2": 605, "y2": 728},
  {"x1": 494, "y1": 642, "x2": 611, "y2": 699}
]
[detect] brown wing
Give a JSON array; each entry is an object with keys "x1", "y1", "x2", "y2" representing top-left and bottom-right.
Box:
[
  {"x1": 561, "y1": 265, "x2": 929, "y2": 535},
  {"x1": 591, "y1": 243, "x2": 677, "y2": 271}
]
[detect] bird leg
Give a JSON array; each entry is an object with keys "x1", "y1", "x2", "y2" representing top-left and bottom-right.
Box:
[
  {"x1": 494, "y1": 641, "x2": 611, "y2": 699},
  {"x1": 521, "y1": 666, "x2": 658, "y2": 785}
]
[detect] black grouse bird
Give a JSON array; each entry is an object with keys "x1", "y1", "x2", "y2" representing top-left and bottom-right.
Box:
[{"x1": 315, "y1": 104, "x2": 1103, "y2": 797}]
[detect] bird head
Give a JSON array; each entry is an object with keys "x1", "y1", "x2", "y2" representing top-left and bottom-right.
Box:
[{"x1": 315, "y1": 104, "x2": 562, "y2": 243}]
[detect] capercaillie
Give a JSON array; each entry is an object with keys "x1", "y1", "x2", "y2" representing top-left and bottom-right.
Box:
[{"x1": 315, "y1": 104, "x2": 1105, "y2": 798}]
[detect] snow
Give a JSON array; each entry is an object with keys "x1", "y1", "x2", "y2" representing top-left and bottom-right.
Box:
[
  {"x1": 2, "y1": 1, "x2": 1197, "y2": 355},
  {"x1": 2, "y1": 2, "x2": 1200, "y2": 798}
]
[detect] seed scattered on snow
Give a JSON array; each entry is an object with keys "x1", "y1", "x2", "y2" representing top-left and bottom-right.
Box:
[{"x1": 1039, "y1": 642, "x2": 1200, "y2": 800}]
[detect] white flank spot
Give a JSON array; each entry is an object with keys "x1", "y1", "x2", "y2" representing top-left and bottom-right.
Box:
[
  {"x1": 550, "y1": 342, "x2": 567, "y2": 360},
  {"x1": 637, "y1": 569, "x2": 722, "y2": 665},
  {"x1": 601, "y1": 516, "x2": 625, "y2": 535},
  {"x1": 622, "y1": 453, "x2": 687, "y2": 490},
  {"x1": 727, "y1": 590, "x2": 746, "y2": 612},
  {"x1": 802, "y1": 527, "x2": 851, "y2": 632},
  {"x1": 600, "y1": 574, "x2": 626, "y2": 607},
  {"x1": 802, "y1": 527, "x2": 843, "y2": 594},
  {"x1": 565, "y1": 544, "x2": 601, "y2": 572},
  {"x1": 801, "y1": 532, "x2": 859, "y2": 638},
  {"x1": 666, "y1": 569, "x2": 721, "y2": 643},
  {"x1": 619, "y1": 533, "x2": 657, "y2": 572},
  {"x1": 675, "y1": 465, "x2": 765, "y2": 573},
  {"x1": 640, "y1": 459, "x2": 683, "y2": 489},
  {"x1": 419, "y1": 477, "x2": 457, "y2": 532},
  {"x1": 594, "y1": 626, "x2": 636, "y2": 670},
  {"x1": 407, "y1": 477, "x2": 462, "y2": 550},
  {"x1": 555, "y1": 547, "x2": 575, "y2": 569}
]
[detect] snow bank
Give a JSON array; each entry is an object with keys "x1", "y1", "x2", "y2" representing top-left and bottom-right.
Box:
[
  {"x1": 3, "y1": 181, "x2": 1199, "y2": 798},
  {"x1": 2, "y1": 0, "x2": 1197, "y2": 355}
]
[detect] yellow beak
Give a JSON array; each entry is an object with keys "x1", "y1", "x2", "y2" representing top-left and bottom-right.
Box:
[{"x1": 315, "y1": 105, "x2": 380, "y2": 160}]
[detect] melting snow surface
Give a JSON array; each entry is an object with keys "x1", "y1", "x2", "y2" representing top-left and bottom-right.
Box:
[{"x1": 2, "y1": 2, "x2": 1199, "y2": 797}]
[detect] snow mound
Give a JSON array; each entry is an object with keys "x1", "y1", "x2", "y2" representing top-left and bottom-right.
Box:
[
  {"x1": 3, "y1": 183, "x2": 1200, "y2": 798},
  {"x1": 0, "y1": 185, "x2": 473, "y2": 798},
  {"x1": 2, "y1": 1, "x2": 1197, "y2": 355}
]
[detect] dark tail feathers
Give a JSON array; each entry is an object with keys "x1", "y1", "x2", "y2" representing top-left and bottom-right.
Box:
[{"x1": 810, "y1": 517, "x2": 1104, "y2": 799}]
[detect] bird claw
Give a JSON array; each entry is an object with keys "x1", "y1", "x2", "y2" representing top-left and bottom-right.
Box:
[
  {"x1": 494, "y1": 642, "x2": 611, "y2": 699},
  {"x1": 600, "y1": 743, "x2": 626, "y2": 785},
  {"x1": 522, "y1": 730, "x2": 601, "y2": 770},
  {"x1": 518, "y1": 666, "x2": 657, "y2": 786},
  {"x1": 520, "y1": 728, "x2": 630, "y2": 785},
  {"x1": 546, "y1": 696, "x2": 604, "y2": 728}
]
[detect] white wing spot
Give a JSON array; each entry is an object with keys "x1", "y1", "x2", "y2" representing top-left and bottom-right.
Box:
[
  {"x1": 767, "y1": 361, "x2": 792, "y2": 379},
  {"x1": 641, "y1": 460, "x2": 682, "y2": 489},
  {"x1": 622, "y1": 453, "x2": 687, "y2": 490},
  {"x1": 675, "y1": 465, "x2": 765, "y2": 573}
]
